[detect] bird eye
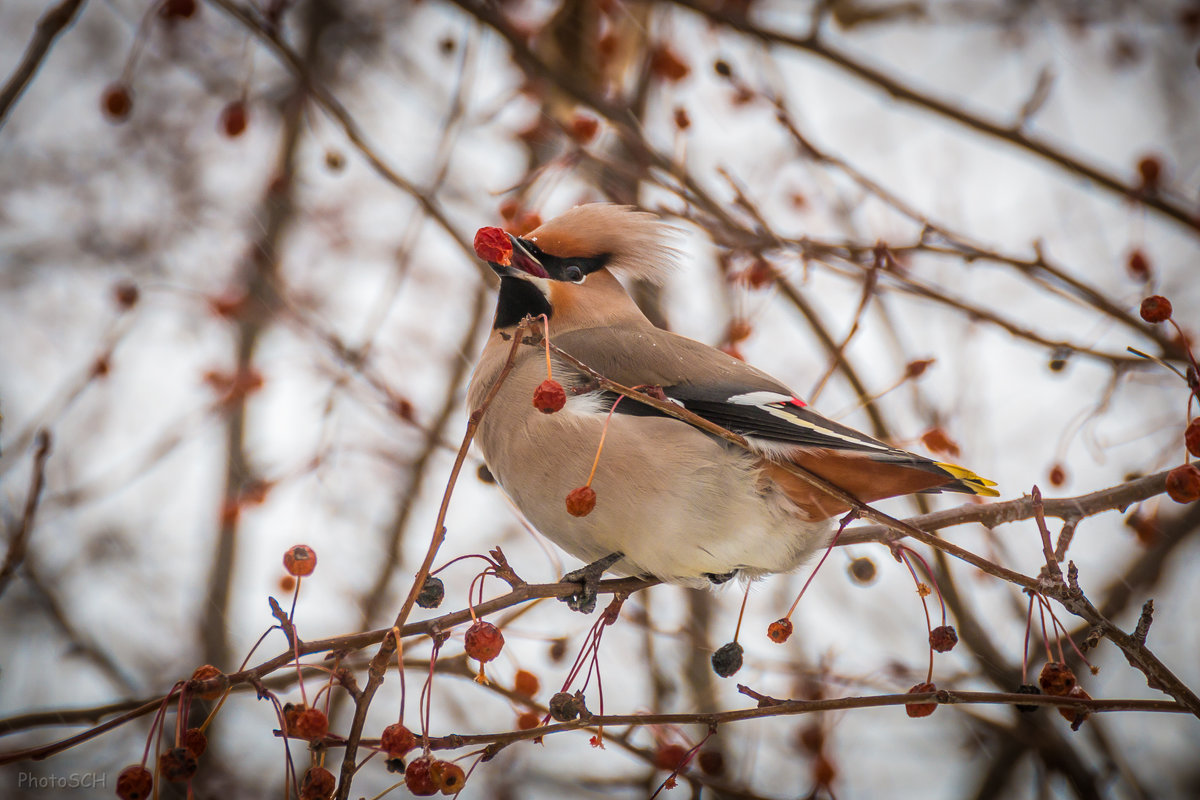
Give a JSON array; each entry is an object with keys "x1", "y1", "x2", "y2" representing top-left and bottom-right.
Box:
[{"x1": 564, "y1": 265, "x2": 585, "y2": 283}]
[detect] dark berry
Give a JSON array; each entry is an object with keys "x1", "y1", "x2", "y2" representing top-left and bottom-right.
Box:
[
  {"x1": 1186, "y1": 418, "x2": 1200, "y2": 458},
  {"x1": 114, "y1": 281, "x2": 140, "y2": 310},
  {"x1": 847, "y1": 556, "x2": 876, "y2": 584},
  {"x1": 159, "y1": 0, "x2": 197, "y2": 20},
  {"x1": 1139, "y1": 295, "x2": 1172, "y2": 323},
  {"x1": 697, "y1": 749, "x2": 725, "y2": 776},
  {"x1": 1015, "y1": 683, "x2": 1042, "y2": 712},
  {"x1": 102, "y1": 83, "x2": 133, "y2": 122},
  {"x1": 181, "y1": 727, "x2": 207, "y2": 758},
  {"x1": 516, "y1": 711, "x2": 540, "y2": 730},
  {"x1": 1137, "y1": 155, "x2": 1162, "y2": 192},
  {"x1": 1127, "y1": 249, "x2": 1150, "y2": 280},
  {"x1": 1059, "y1": 685, "x2": 1092, "y2": 730},
  {"x1": 300, "y1": 766, "x2": 335, "y2": 800},
  {"x1": 929, "y1": 625, "x2": 958, "y2": 652},
  {"x1": 548, "y1": 691, "x2": 580, "y2": 722},
  {"x1": 711, "y1": 641, "x2": 744, "y2": 678},
  {"x1": 1048, "y1": 464, "x2": 1066, "y2": 487},
  {"x1": 1165, "y1": 463, "x2": 1200, "y2": 503},
  {"x1": 220, "y1": 101, "x2": 248, "y2": 137},
  {"x1": 158, "y1": 747, "x2": 198, "y2": 782},
  {"x1": 416, "y1": 576, "x2": 445, "y2": 608},
  {"x1": 654, "y1": 742, "x2": 690, "y2": 771},
  {"x1": 116, "y1": 765, "x2": 153, "y2": 800}
]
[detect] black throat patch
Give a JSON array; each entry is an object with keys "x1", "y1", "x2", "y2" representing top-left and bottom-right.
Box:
[{"x1": 493, "y1": 276, "x2": 552, "y2": 329}]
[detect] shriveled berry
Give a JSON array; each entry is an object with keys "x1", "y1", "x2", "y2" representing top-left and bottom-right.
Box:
[
  {"x1": 1186, "y1": 418, "x2": 1200, "y2": 458},
  {"x1": 1039, "y1": 662, "x2": 1077, "y2": 697},
  {"x1": 697, "y1": 749, "x2": 725, "y2": 776},
  {"x1": 905, "y1": 682, "x2": 937, "y2": 718},
  {"x1": 767, "y1": 618, "x2": 793, "y2": 643},
  {"x1": 300, "y1": 766, "x2": 335, "y2": 800},
  {"x1": 416, "y1": 576, "x2": 445, "y2": 609},
  {"x1": 158, "y1": 747, "x2": 198, "y2": 782},
  {"x1": 929, "y1": 625, "x2": 958, "y2": 653},
  {"x1": 1166, "y1": 464, "x2": 1200, "y2": 503},
  {"x1": 654, "y1": 742, "x2": 690, "y2": 771},
  {"x1": 429, "y1": 759, "x2": 466, "y2": 794},
  {"x1": 181, "y1": 727, "x2": 207, "y2": 758},
  {"x1": 405, "y1": 755, "x2": 438, "y2": 796},
  {"x1": 565, "y1": 486, "x2": 597, "y2": 517},
  {"x1": 516, "y1": 711, "x2": 540, "y2": 730},
  {"x1": 513, "y1": 669, "x2": 539, "y2": 697},
  {"x1": 1139, "y1": 295, "x2": 1172, "y2": 323},
  {"x1": 847, "y1": 556, "x2": 876, "y2": 584},
  {"x1": 1059, "y1": 685, "x2": 1092, "y2": 729},
  {"x1": 220, "y1": 101, "x2": 248, "y2": 137},
  {"x1": 548, "y1": 691, "x2": 580, "y2": 721},
  {"x1": 284, "y1": 544, "x2": 317, "y2": 577},
  {"x1": 116, "y1": 765, "x2": 153, "y2": 800},
  {"x1": 532, "y1": 379, "x2": 566, "y2": 414},
  {"x1": 381, "y1": 722, "x2": 416, "y2": 757},
  {"x1": 290, "y1": 707, "x2": 328, "y2": 739},
  {"x1": 102, "y1": 83, "x2": 133, "y2": 121},
  {"x1": 464, "y1": 620, "x2": 504, "y2": 663},
  {"x1": 189, "y1": 664, "x2": 225, "y2": 700},
  {"x1": 711, "y1": 641, "x2": 744, "y2": 678},
  {"x1": 473, "y1": 226, "x2": 512, "y2": 265},
  {"x1": 1015, "y1": 683, "x2": 1042, "y2": 712}
]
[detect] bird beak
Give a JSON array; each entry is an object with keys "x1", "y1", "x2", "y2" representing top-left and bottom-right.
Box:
[{"x1": 489, "y1": 234, "x2": 550, "y2": 280}]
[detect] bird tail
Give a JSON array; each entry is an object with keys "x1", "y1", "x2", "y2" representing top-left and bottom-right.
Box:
[{"x1": 929, "y1": 461, "x2": 1000, "y2": 497}]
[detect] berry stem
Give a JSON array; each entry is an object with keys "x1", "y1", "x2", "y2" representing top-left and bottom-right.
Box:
[
  {"x1": 899, "y1": 550, "x2": 935, "y2": 684},
  {"x1": 783, "y1": 511, "x2": 854, "y2": 620},
  {"x1": 539, "y1": 313, "x2": 553, "y2": 379},
  {"x1": 1021, "y1": 592, "x2": 1035, "y2": 682},
  {"x1": 584, "y1": 395, "x2": 625, "y2": 487},
  {"x1": 732, "y1": 580, "x2": 751, "y2": 642}
]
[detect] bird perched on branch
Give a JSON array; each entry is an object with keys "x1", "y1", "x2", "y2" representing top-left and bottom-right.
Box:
[{"x1": 467, "y1": 204, "x2": 996, "y2": 610}]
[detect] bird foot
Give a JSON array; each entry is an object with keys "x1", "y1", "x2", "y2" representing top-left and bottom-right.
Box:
[{"x1": 560, "y1": 552, "x2": 623, "y2": 614}]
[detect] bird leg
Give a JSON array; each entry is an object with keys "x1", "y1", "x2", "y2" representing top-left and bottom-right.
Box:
[{"x1": 560, "y1": 552, "x2": 623, "y2": 613}]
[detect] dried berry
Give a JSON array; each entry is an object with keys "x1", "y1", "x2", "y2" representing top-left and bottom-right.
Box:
[
  {"x1": 654, "y1": 742, "x2": 690, "y2": 771},
  {"x1": 1165, "y1": 463, "x2": 1200, "y2": 503},
  {"x1": 220, "y1": 101, "x2": 248, "y2": 137},
  {"x1": 381, "y1": 722, "x2": 416, "y2": 757},
  {"x1": 189, "y1": 664, "x2": 225, "y2": 700},
  {"x1": 464, "y1": 620, "x2": 504, "y2": 662},
  {"x1": 711, "y1": 641, "x2": 744, "y2": 678},
  {"x1": 116, "y1": 765, "x2": 153, "y2": 800},
  {"x1": 847, "y1": 556, "x2": 876, "y2": 584},
  {"x1": 416, "y1": 576, "x2": 445, "y2": 609},
  {"x1": 548, "y1": 638, "x2": 568, "y2": 662},
  {"x1": 158, "y1": 747, "x2": 198, "y2": 782},
  {"x1": 181, "y1": 727, "x2": 207, "y2": 758},
  {"x1": 1058, "y1": 685, "x2": 1092, "y2": 729},
  {"x1": 114, "y1": 281, "x2": 140, "y2": 310},
  {"x1": 1139, "y1": 295, "x2": 1172, "y2": 323},
  {"x1": 905, "y1": 682, "x2": 937, "y2": 718},
  {"x1": 929, "y1": 625, "x2": 958, "y2": 653},
  {"x1": 159, "y1": 0, "x2": 197, "y2": 20},
  {"x1": 300, "y1": 766, "x2": 335, "y2": 800},
  {"x1": 548, "y1": 691, "x2": 580, "y2": 721},
  {"x1": 429, "y1": 759, "x2": 466, "y2": 794},
  {"x1": 565, "y1": 486, "x2": 597, "y2": 517},
  {"x1": 290, "y1": 707, "x2": 329, "y2": 739},
  {"x1": 1048, "y1": 463, "x2": 1067, "y2": 487},
  {"x1": 284, "y1": 544, "x2": 317, "y2": 577},
  {"x1": 102, "y1": 83, "x2": 133, "y2": 122},
  {"x1": 697, "y1": 749, "x2": 725, "y2": 776},
  {"x1": 1015, "y1": 683, "x2": 1042, "y2": 712},
  {"x1": 405, "y1": 755, "x2": 438, "y2": 796},
  {"x1": 532, "y1": 379, "x2": 566, "y2": 414},
  {"x1": 1127, "y1": 249, "x2": 1150, "y2": 281},
  {"x1": 513, "y1": 669, "x2": 540, "y2": 697},
  {"x1": 767, "y1": 618, "x2": 793, "y2": 644},
  {"x1": 1187, "y1": 418, "x2": 1200, "y2": 458},
  {"x1": 516, "y1": 711, "x2": 540, "y2": 730},
  {"x1": 1038, "y1": 662, "x2": 1077, "y2": 697},
  {"x1": 473, "y1": 226, "x2": 512, "y2": 265}
]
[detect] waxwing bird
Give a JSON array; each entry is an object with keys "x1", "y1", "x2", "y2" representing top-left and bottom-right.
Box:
[{"x1": 467, "y1": 204, "x2": 997, "y2": 608}]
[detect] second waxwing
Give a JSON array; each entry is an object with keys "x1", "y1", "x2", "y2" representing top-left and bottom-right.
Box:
[{"x1": 466, "y1": 204, "x2": 996, "y2": 609}]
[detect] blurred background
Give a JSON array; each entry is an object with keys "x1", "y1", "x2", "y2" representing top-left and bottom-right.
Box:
[{"x1": 1, "y1": 0, "x2": 1198, "y2": 798}]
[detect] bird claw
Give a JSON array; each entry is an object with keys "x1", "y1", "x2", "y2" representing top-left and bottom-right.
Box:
[{"x1": 560, "y1": 552, "x2": 622, "y2": 614}]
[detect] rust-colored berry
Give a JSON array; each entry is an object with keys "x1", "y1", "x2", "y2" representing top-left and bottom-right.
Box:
[
  {"x1": 102, "y1": 83, "x2": 133, "y2": 121},
  {"x1": 116, "y1": 765, "x2": 153, "y2": 800},
  {"x1": 1139, "y1": 295, "x2": 1172, "y2": 323},
  {"x1": 464, "y1": 620, "x2": 504, "y2": 662},
  {"x1": 1186, "y1": 418, "x2": 1200, "y2": 458},
  {"x1": 220, "y1": 101, "x2": 248, "y2": 137},
  {"x1": 1048, "y1": 463, "x2": 1067, "y2": 487},
  {"x1": 158, "y1": 747, "x2": 198, "y2": 782},
  {"x1": 181, "y1": 727, "x2": 207, "y2": 758},
  {"x1": 513, "y1": 669, "x2": 540, "y2": 697},
  {"x1": 532, "y1": 379, "x2": 566, "y2": 414},
  {"x1": 283, "y1": 544, "x2": 317, "y2": 577},
  {"x1": 114, "y1": 281, "x2": 140, "y2": 310},
  {"x1": 1015, "y1": 683, "x2": 1042, "y2": 712},
  {"x1": 673, "y1": 106, "x2": 690, "y2": 130},
  {"x1": 1137, "y1": 155, "x2": 1162, "y2": 192},
  {"x1": 565, "y1": 486, "x2": 597, "y2": 517},
  {"x1": 291, "y1": 707, "x2": 329, "y2": 739},
  {"x1": 929, "y1": 625, "x2": 958, "y2": 653},
  {"x1": 548, "y1": 691, "x2": 580, "y2": 722},
  {"x1": 381, "y1": 722, "x2": 416, "y2": 757},
  {"x1": 1039, "y1": 662, "x2": 1077, "y2": 697},
  {"x1": 405, "y1": 755, "x2": 438, "y2": 796},
  {"x1": 189, "y1": 664, "x2": 225, "y2": 700},
  {"x1": 416, "y1": 576, "x2": 445, "y2": 608},
  {"x1": 1058, "y1": 685, "x2": 1092, "y2": 730},
  {"x1": 1127, "y1": 249, "x2": 1151, "y2": 280},
  {"x1": 711, "y1": 641, "x2": 744, "y2": 678},
  {"x1": 654, "y1": 742, "x2": 690, "y2": 771},
  {"x1": 430, "y1": 760, "x2": 466, "y2": 794},
  {"x1": 516, "y1": 710, "x2": 541, "y2": 730},
  {"x1": 767, "y1": 618, "x2": 793, "y2": 643},
  {"x1": 649, "y1": 44, "x2": 690, "y2": 82},
  {"x1": 569, "y1": 113, "x2": 599, "y2": 144},
  {"x1": 300, "y1": 766, "x2": 336, "y2": 800},
  {"x1": 473, "y1": 226, "x2": 512, "y2": 265},
  {"x1": 697, "y1": 749, "x2": 725, "y2": 776},
  {"x1": 921, "y1": 427, "x2": 960, "y2": 458},
  {"x1": 1165, "y1": 463, "x2": 1200, "y2": 503},
  {"x1": 905, "y1": 682, "x2": 937, "y2": 717}
]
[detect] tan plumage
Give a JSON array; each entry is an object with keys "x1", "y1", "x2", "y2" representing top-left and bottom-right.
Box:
[{"x1": 467, "y1": 204, "x2": 997, "y2": 587}]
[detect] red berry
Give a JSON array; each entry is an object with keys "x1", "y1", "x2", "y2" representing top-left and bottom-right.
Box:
[
  {"x1": 516, "y1": 711, "x2": 541, "y2": 730},
  {"x1": 742, "y1": 258, "x2": 775, "y2": 289},
  {"x1": 1165, "y1": 463, "x2": 1200, "y2": 503},
  {"x1": 905, "y1": 682, "x2": 937, "y2": 717},
  {"x1": 405, "y1": 755, "x2": 438, "y2": 796},
  {"x1": 767, "y1": 618, "x2": 793, "y2": 643},
  {"x1": 429, "y1": 760, "x2": 466, "y2": 794},
  {"x1": 181, "y1": 727, "x2": 207, "y2": 758},
  {"x1": 290, "y1": 707, "x2": 329, "y2": 739},
  {"x1": 102, "y1": 83, "x2": 133, "y2": 122},
  {"x1": 1048, "y1": 463, "x2": 1067, "y2": 487},
  {"x1": 649, "y1": 44, "x2": 690, "y2": 82},
  {"x1": 464, "y1": 620, "x2": 504, "y2": 663},
  {"x1": 220, "y1": 101, "x2": 248, "y2": 137},
  {"x1": 929, "y1": 625, "x2": 958, "y2": 652},
  {"x1": 513, "y1": 669, "x2": 540, "y2": 696},
  {"x1": 1186, "y1": 418, "x2": 1200, "y2": 458},
  {"x1": 189, "y1": 664, "x2": 225, "y2": 700},
  {"x1": 283, "y1": 544, "x2": 317, "y2": 577},
  {"x1": 116, "y1": 765, "x2": 153, "y2": 800},
  {"x1": 1139, "y1": 295, "x2": 1172, "y2": 323},
  {"x1": 565, "y1": 486, "x2": 597, "y2": 517},
  {"x1": 300, "y1": 766, "x2": 336, "y2": 800},
  {"x1": 1038, "y1": 662, "x2": 1077, "y2": 697},
  {"x1": 158, "y1": 747, "x2": 198, "y2": 782},
  {"x1": 921, "y1": 427, "x2": 961, "y2": 458},
  {"x1": 381, "y1": 723, "x2": 416, "y2": 757},
  {"x1": 673, "y1": 106, "x2": 691, "y2": 130},
  {"x1": 473, "y1": 226, "x2": 513, "y2": 265},
  {"x1": 569, "y1": 114, "x2": 599, "y2": 144},
  {"x1": 532, "y1": 379, "x2": 566, "y2": 414},
  {"x1": 654, "y1": 742, "x2": 690, "y2": 771},
  {"x1": 1127, "y1": 249, "x2": 1151, "y2": 280},
  {"x1": 905, "y1": 358, "x2": 935, "y2": 379}
]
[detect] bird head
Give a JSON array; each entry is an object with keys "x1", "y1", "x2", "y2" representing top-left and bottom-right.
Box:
[{"x1": 478, "y1": 204, "x2": 680, "y2": 332}]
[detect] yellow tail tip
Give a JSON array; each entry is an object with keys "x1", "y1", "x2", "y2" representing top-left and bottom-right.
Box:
[{"x1": 934, "y1": 461, "x2": 1000, "y2": 497}]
